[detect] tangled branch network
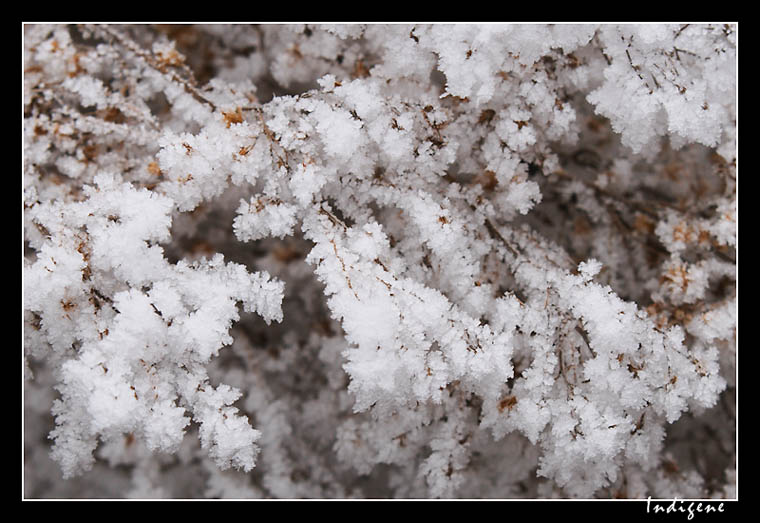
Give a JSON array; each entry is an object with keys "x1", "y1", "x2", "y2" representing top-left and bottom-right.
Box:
[{"x1": 23, "y1": 23, "x2": 737, "y2": 499}]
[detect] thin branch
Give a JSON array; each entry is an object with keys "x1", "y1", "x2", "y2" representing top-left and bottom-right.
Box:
[{"x1": 94, "y1": 24, "x2": 219, "y2": 113}]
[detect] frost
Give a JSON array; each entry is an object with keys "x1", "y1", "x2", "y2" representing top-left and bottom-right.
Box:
[
  {"x1": 24, "y1": 23, "x2": 736, "y2": 500},
  {"x1": 233, "y1": 196, "x2": 298, "y2": 242}
]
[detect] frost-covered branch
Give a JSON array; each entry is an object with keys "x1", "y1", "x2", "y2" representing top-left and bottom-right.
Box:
[{"x1": 24, "y1": 23, "x2": 736, "y2": 499}]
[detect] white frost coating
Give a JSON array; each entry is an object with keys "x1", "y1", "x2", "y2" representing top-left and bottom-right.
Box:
[
  {"x1": 23, "y1": 173, "x2": 283, "y2": 478},
  {"x1": 24, "y1": 23, "x2": 735, "y2": 499},
  {"x1": 233, "y1": 196, "x2": 299, "y2": 242}
]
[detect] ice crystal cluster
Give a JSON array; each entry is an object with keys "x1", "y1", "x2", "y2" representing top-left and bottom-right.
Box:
[{"x1": 23, "y1": 23, "x2": 737, "y2": 499}]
